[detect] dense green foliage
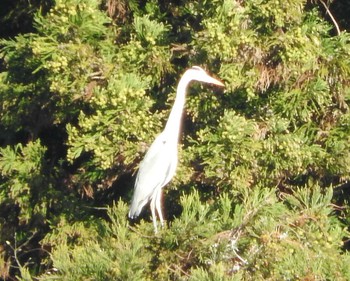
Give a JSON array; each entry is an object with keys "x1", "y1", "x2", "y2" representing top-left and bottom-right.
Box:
[{"x1": 1, "y1": 0, "x2": 350, "y2": 280}]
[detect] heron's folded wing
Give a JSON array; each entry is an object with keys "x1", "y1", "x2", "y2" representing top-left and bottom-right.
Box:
[{"x1": 129, "y1": 133, "x2": 177, "y2": 217}]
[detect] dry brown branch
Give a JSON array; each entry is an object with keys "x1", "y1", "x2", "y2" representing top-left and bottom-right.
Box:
[{"x1": 320, "y1": 0, "x2": 341, "y2": 35}]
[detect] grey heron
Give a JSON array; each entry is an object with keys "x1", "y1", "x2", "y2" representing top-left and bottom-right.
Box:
[{"x1": 128, "y1": 66, "x2": 224, "y2": 233}]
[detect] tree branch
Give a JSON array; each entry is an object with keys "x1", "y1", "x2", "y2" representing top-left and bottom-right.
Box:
[{"x1": 320, "y1": 0, "x2": 341, "y2": 35}]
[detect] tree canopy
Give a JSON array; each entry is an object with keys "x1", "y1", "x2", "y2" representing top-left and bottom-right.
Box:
[{"x1": 1, "y1": 0, "x2": 350, "y2": 280}]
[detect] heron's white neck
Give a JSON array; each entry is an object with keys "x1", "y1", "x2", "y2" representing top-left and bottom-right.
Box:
[{"x1": 163, "y1": 73, "x2": 192, "y2": 141}]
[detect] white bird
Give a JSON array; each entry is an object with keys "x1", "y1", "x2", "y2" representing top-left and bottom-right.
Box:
[{"x1": 128, "y1": 66, "x2": 224, "y2": 233}]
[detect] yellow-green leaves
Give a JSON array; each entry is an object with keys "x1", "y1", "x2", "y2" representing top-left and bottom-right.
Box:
[
  {"x1": 188, "y1": 111, "x2": 261, "y2": 190},
  {"x1": 116, "y1": 15, "x2": 172, "y2": 84},
  {"x1": 0, "y1": 141, "x2": 47, "y2": 222},
  {"x1": 1, "y1": 1, "x2": 350, "y2": 279},
  {"x1": 36, "y1": 0, "x2": 111, "y2": 42},
  {"x1": 66, "y1": 72, "x2": 161, "y2": 171}
]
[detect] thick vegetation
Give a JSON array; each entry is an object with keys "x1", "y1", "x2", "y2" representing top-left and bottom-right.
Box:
[{"x1": 1, "y1": 0, "x2": 350, "y2": 280}]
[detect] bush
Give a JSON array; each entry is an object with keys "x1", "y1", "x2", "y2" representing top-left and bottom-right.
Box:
[{"x1": 0, "y1": 0, "x2": 349, "y2": 279}]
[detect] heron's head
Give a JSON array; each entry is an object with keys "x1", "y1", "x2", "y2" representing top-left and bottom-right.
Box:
[{"x1": 187, "y1": 66, "x2": 225, "y2": 87}]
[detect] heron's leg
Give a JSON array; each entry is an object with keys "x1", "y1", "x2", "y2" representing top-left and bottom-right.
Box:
[
  {"x1": 150, "y1": 196, "x2": 158, "y2": 233},
  {"x1": 155, "y1": 189, "x2": 164, "y2": 227}
]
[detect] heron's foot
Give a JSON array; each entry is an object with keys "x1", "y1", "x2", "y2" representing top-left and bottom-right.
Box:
[{"x1": 153, "y1": 219, "x2": 167, "y2": 235}]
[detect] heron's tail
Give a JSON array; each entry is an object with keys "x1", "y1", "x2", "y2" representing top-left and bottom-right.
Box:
[{"x1": 128, "y1": 198, "x2": 147, "y2": 219}]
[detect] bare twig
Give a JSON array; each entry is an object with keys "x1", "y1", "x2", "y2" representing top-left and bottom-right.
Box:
[
  {"x1": 166, "y1": 264, "x2": 191, "y2": 277},
  {"x1": 320, "y1": 0, "x2": 341, "y2": 35}
]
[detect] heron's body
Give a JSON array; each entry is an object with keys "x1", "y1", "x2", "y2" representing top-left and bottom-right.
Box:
[
  {"x1": 128, "y1": 66, "x2": 224, "y2": 233},
  {"x1": 129, "y1": 131, "x2": 178, "y2": 218}
]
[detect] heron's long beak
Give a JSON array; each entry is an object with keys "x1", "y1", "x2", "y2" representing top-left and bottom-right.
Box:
[{"x1": 206, "y1": 75, "x2": 225, "y2": 87}]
